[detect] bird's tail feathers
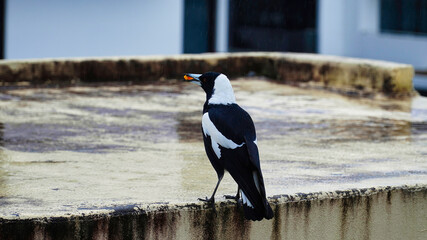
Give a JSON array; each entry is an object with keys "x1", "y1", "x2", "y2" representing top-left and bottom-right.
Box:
[{"x1": 241, "y1": 190, "x2": 274, "y2": 221}]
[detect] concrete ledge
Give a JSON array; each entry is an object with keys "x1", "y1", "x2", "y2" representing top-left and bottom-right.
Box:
[
  {"x1": 0, "y1": 52, "x2": 415, "y2": 98},
  {"x1": 0, "y1": 185, "x2": 425, "y2": 240},
  {"x1": 0, "y1": 53, "x2": 423, "y2": 239}
]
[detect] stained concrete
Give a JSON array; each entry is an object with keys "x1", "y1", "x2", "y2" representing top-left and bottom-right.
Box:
[
  {"x1": 1, "y1": 186, "x2": 425, "y2": 240},
  {"x1": 0, "y1": 52, "x2": 415, "y2": 98},
  {"x1": 0, "y1": 53, "x2": 425, "y2": 239},
  {"x1": 0, "y1": 79, "x2": 426, "y2": 220}
]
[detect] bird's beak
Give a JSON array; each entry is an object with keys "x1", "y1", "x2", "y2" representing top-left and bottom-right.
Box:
[{"x1": 184, "y1": 73, "x2": 202, "y2": 86}]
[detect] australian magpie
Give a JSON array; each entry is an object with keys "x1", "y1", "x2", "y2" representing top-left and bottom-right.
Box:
[{"x1": 184, "y1": 72, "x2": 274, "y2": 221}]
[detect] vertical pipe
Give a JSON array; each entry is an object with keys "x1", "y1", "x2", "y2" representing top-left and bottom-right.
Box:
[{"x1": 215, "y1": 0, "x2": 229, "y2": 52}]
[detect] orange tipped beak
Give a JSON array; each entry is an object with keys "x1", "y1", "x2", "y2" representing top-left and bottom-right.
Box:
[
  {"x1": 183, "y1": 73, "x2": 202, "y2": 86},
  {"x1": 184, "y1": 75, "x2": 194, "y2": 81}
]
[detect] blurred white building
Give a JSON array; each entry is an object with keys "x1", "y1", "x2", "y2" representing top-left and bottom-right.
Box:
[
  {"x1": 3, "y1": 0, "x2": 184, "y2": 58},
  {"x1": 2, "y1": 0, "x2": 427, "y2": 72},
  {"x1": 318, "y1": 0, "x2": 427, "y2": 70}
]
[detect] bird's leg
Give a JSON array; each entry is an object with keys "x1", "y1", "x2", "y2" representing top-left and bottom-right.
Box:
[
  {"x1": 224, "y1": 187, "x2": 240, "y2": 201},
  {"x1": 198, "y1": 176, "x2": 223, "y2": 213}
]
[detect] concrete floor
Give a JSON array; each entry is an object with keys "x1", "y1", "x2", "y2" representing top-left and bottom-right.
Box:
[{"x1": 0, "y1": 78, "x2": 426, "y2": 219}]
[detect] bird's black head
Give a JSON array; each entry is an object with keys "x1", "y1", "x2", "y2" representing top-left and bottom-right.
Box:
[
  {"x1": 184, "y1": 72, "x2": 236, "y2": 105},
  {"x1": 184, "y1": 72, "x2": 221, "y2": 96}
]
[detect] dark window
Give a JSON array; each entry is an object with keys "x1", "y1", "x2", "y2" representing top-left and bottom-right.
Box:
[
  {"x1": 228, "y1": 0, "x2": 317, "y2": 53},
  {"x1": 0, "y1": 0, "x2": 5, "y2": 59},
  {"x1": 380, "y1": 0, "x2": 427, "y2": 36},
  {"x1": 183, "y1": 0, "x2": 216, "y2": 53}
]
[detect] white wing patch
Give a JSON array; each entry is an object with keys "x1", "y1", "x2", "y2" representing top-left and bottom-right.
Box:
[
  {"x1": 210, "y1": 139, "x2": 221, "y2": 158},
  {"x1": 202, "y1": 112, "x2": 244, "y2": 159},
  {"x1": 241, "y1": 190, "x2": 254, "y2": 208}
]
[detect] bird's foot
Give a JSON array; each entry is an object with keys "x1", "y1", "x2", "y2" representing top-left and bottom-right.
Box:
[
  {"x1": 198, "y1": 196, "x2": 212, "y2": 202},
  {"x1": 224, "y1": 194, "x2": 239, "y2": 200},
  {"x1": 198, "y1": 197, "x2": 216, "y2": 214},
  {"x1": 224, "y1": 194, "x2": 242, "y2": 207}
]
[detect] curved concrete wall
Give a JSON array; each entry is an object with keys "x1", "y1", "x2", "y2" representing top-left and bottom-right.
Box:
[
  {"x1": 0, "y1": 52, "x2": 415, "y2": 98},
  {"x1": 0, "y1": 186, "x2": 425, "y2": 240}
]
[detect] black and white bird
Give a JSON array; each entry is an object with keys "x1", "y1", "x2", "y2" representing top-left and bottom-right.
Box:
[{"x1": 184, "y1": 72, "x2": 273, "y2": 221}]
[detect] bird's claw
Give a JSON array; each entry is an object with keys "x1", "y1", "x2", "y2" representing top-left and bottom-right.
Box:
[
  {"x1": 198, "y1": 197, "x2": 217, "y2": 215},
  {"x1": 198, "y1": 197, "x2": 211, "y2": 202},
  {"x1": 224, "y1": 194, "x2": 242, "y2": 207},
  {"x1": 224, "y1": 194, "x2": 239, "y2": 200}
]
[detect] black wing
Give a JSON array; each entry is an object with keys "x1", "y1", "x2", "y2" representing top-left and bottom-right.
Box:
[
  {"x1": 202, "y1": 132, "x2": 224, "y2": 179},
  {"x1": 207, "y1": 104, "x2": 273, "y2": 220}
]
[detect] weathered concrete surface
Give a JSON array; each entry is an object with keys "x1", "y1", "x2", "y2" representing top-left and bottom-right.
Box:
[
  {"x1": 0, "y1": 78, "x2": 426, "y2": 239},
  {"x1": 272, "y1": 53, "x2": 415, "y2": 98},
  {"x1": 0, "y1": 52, "x2": 415, "y2": 98},
  {"x1": 0, "y1": 186, "x2": 425, "y2": 240}
]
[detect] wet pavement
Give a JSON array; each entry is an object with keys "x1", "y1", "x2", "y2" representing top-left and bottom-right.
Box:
[{"x1": 0, "y1": 78, "x2": 426, "y2": 219}]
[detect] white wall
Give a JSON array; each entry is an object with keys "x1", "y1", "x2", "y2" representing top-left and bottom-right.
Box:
[
  {"x1": 318, "y1": 0, "x2": 347, "y2": 55},
  {"x1": 358, "y1": 31, "x2": 427, "y2": 70},
  {"x1": 318, "y1": 0, "x2": 360, "y2": 57},
  {"x1": 318, "y1": 0, "x2": 427, "y2": 69},
  {"x1": 5, "y1": 0, "x2": 183, "y2": 59}
]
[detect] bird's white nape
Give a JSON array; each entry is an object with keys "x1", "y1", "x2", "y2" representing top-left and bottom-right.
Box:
[{"x1": 208, "y1": 74, "x2": 236, "y2": 105}]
